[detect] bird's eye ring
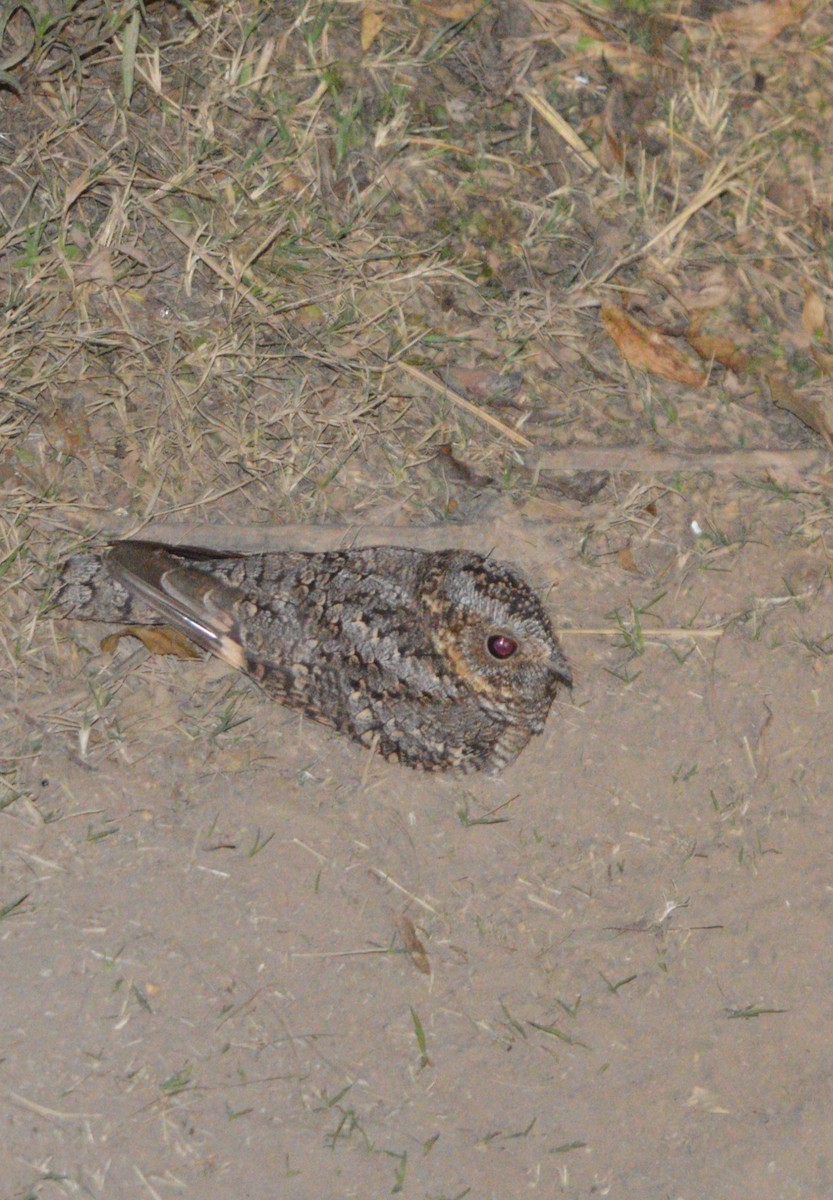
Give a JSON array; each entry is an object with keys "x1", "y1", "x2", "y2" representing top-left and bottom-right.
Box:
[{"x1": 487, "y1": 633, "x2": 518, "y2": 660}]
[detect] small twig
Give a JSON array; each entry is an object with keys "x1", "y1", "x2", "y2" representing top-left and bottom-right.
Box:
[
  {"x1": 522, "y1": 89, "x2": 602, "y2": 173},
  {"x1": 9, "y1": 1092, "x2": 96, "y2": 1121},
  {"x1": 397, "y1": 361, "x2": 531, "y2": 447},
  {"x1": 290, "y1": 947, "x2": 391, "y2": 959},
  {"x1": 368, "y1": 866, "x2": 438, "y2": 915}
]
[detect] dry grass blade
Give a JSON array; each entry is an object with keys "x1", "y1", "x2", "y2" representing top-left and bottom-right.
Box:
[
  {"x1": 522, "y1": 88, "x2": 602, "y2": 173},
  {"x1": 118, "y1": 5, "x2": 142, "y2": 104},
  {"x1": 397, "y1": 362, "x2": 532, "y2": 447}
]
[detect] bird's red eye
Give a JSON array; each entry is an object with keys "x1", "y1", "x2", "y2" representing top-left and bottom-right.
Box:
[{"x1": 487, "y1": 634, "x2": 518, "y2": 660}]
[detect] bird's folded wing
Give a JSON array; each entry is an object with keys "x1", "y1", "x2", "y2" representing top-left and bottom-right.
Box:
[{"x1": 108, "y1": 541, "x2": 249, "y2": 672}]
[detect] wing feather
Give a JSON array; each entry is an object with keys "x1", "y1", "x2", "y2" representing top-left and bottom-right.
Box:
[{"x1": 107, "y1": 541, "x2": 249, "y2": 673}]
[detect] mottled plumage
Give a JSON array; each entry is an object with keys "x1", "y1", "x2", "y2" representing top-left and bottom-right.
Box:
[{"x1": 55, "y1": 540, "x2": 571, "y2": 772}]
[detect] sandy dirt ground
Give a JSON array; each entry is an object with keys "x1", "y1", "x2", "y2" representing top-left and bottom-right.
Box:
[
  {"x1": 3, "y1": 1, "x2": 833, "y2": 1197},
  {"x1": 6, "y1": 496, "x2": 833, "y2": 1199}
]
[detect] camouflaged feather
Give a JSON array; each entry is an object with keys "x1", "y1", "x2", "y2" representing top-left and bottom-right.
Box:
[{"x1": 56, "y1": 541, "x2": 571, "y2": 773}]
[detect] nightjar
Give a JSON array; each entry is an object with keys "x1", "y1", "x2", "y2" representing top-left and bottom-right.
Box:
[{"x1": 55, "y1": 540, "x2": 572, "y2": 773}]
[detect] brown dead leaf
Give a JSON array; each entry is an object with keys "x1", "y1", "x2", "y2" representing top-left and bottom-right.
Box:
[
  {"x1": 713, "y1": 0, "x2": 808, "y2": 50},
  {"x1": 766, "y1": 371, "x2": 833, "y2": 447},
  {"x1": 100, "y1": 625, "x2": 202, "y2": 659},
  {"x1": 40, "y1": 400, "x2": 92, "y2": 458},
  {"x1": 436, "y1": 443, "x2": 494, "y2": 489},
  {"x1": 687, "y1": 332, "x2": 749, "y2": 374},
  {"x1": 421, "y1": 0, "x2": 481, "y2": 17},
  {"x1": 392, "y1": 913, "x2": 430, "y2": 975},
  {"x1": 801, "y1": 288, "x2": 826, "y2": 340},
  {"x1": 360, "y1": 4, "x2": 385, "y2": 51},
  {"x1": 601, "y1": 302, "x2": 707, "y2": 387},
  {"x1": 617, "y1": 545, "x2": 643, "y2": 575}
]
